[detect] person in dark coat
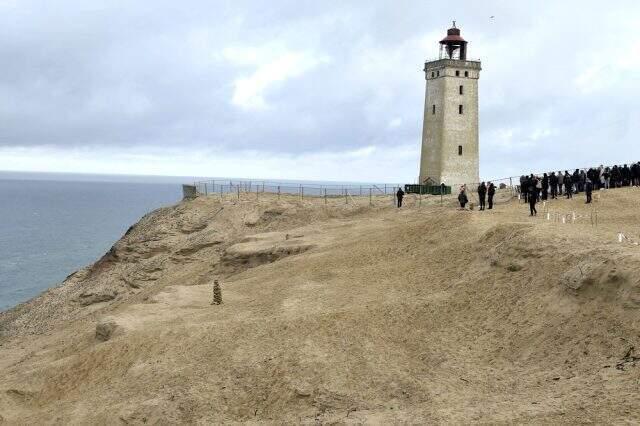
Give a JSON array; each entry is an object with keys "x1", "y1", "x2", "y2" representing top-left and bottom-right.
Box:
[
  {"x1": 541, "y1": 173, "x2": 549, "y2": 201},
  {"x1": 549, "y1": 172, "x2": 558, "y2": 199},
  {"x1": 396, "y1": 187, "x2": 405, "y2": 208},
  {"x1": 525, "y1": 175, "x2": 530, "y2": 201},
  {"x1": 588, "y1": 168, "x2": 599, "y2": 190},
  {"x1": 564, "y1": 171, "x2": 573, "y2": 199},
  {"x1": 477, "y1": 182, "x2": 487, "y2": 211},
  {"x1": 528, "y1": 183, "x2": 538, "y2": 216},
  {"x1": 585, "y1": 178, "x2": 593, "y2": 204},
  {"x1": 572, "y1": 169, "x2": 581, "y2": 193},
  {"x1": 519, "y1": 175, "x2": 527, "y2": 202},
  {"x1": 612, "y1": 165, "x2": 621, "y2": 188},
  {"x1": 622, "y1": 164, "x2": 631, "y2": 186},
  {"x1": 458, "y1": 186, "x2": 468, "y2": 209},
  {"x1": 487, "y1": 182, "x2": 496, "y2": 210},
  {"x1": 632, "y1": 162, "x2": 640, "y2": 187}
]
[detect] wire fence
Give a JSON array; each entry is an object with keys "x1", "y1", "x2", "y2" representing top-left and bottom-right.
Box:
[
  {"x1": 189, "y1": 180, "x2": 411, "y2": 207},
  {"x1": 192, "y1": 179, "x2": 405, "y2": 198}
]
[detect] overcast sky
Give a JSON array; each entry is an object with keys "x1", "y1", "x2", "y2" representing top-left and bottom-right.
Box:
[{"x1": 0, "y1": 0, "x2": 639, "y2": 183}]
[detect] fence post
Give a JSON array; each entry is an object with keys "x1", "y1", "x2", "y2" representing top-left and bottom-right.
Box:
[
  {"x1": 204, "y1": 182, "x2": 208, "y2": 196},
  {"x1": 345, "y1": 189, "x2": 348, "y2": 204},
  {"x1": 301, "y1": 186, "x2": 304, "y2": 200},
  {"x1": 237, "y1": 185, "x2": 240, "y2": 200},
  {"x1": 220, "y1": 185, "x2": 223, "y2": 200},
  {"x1": 369, "y1": 188, "x2": 372, "y2": 206},
  {"x1": 324, "y1": 188, "x2": 327, "y2": 205},
  {"x1": 277, "y1": 185, "x2": 280, "y2": 201},
  {"x1": 419, "y1": 191, "x2": 422, "y2": 207},
  {"x1": 256, "y1": 186, "x2": 259, "y2": 200}
]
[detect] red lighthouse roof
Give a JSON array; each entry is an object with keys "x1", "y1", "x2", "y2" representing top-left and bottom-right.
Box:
[{"x1": 440, "y1": 24, "x2": 466, "y2": 44}]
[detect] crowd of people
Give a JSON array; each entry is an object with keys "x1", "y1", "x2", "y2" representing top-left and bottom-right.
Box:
[
  {"x1": 518, "y1": 164, "x2": 640, "y2": 202},
  {"x1": 453, "y1": 163, "x2": 640, "y2": 216}
]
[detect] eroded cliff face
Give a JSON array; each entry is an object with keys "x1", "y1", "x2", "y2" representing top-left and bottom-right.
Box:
[
  {"x1": 1, "y1": 189, "x2": 639, "y2": 424},
  {"x1": 0, "y1": 194, "x2": 377, "y2": 338}
]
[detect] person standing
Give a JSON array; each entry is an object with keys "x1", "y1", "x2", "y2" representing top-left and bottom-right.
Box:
[
  {"x1": 519, "y1": 175, "x2": 527, "y2": 202},
  {"x1": 478, "y1": 182, "x2": 487, "y2": 211},
  {"x1": 531, "y1": 174, "x2": 541, "y2": 201},
  {"x1": 572, "y1": 169, "x2": 581, "y2": 193},
  {"x1": 458, "y1": 186, "x2": 468, "y2": 209},
  {"x1": 487, "y1": 182, "x2": 496, "y2": 210},
  {"x1": 558, "y1": 171, "x2": 564, "y2": 196},
  {"x1": 603, "y1": 167, "x2": 611, "y2": 189},
  {"x1": 523, "y1": 175, "x2": 531, "y2": 203},
  {"x1": 396, "y1": 187, "x2": 405, "y2": 208},
  {"x1": 585, "y1": 178, "x2": 593, "y2": 204},
  {"x1": 542, "y1": 173, "x2": 549, "y2": 201},
  {"x1": 579, "y1": 169, "x2": 587, "y2": 192},
  {"x1": 622, "y1": 164, "x2": 631, "y2": 186},
  {"x1": 632, "y1": 162, "x2": 640, "y2": 186},
  {"x1": 564, "y1": 171, "x2": 573, "y2": 199},
  {"x1": 612, "y1": 165, "x2": 621, "y2": 188},
  {"x1": 550, "y1": 172, "x2": 558, "y2": 199},
  {"x1": 528, "y1": 183, "x2": 538, "y2": 216}
]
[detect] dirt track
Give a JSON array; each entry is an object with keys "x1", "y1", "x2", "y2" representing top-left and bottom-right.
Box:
[{"x1": 1, "y1": 188, "x2": 639, "y2": 424}]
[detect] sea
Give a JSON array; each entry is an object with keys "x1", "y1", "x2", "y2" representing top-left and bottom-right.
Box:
[{"x1": 0, "y1": 172, "x2": 183, "y2": 312}]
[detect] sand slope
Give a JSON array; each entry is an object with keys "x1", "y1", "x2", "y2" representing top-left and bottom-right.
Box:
[{"x1": 1, "y1": 189, "x2": 639, "y2": 424}]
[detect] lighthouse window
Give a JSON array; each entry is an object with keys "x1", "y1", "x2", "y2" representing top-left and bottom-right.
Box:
[
  {"x1": 459, "y1": 85, "x2": 464, "y2": 95},
  {"x1": 459, "y1": 104, "x2": 463, "y2": 114},
  {"x1": 455, "y1": 70, "x2": 460, "y2": 77},
  {"x1": 432, "y1": 104, "x2": 436, "y2": 114},
  {"x1": 436, "y1": 70, "x2": 440, "y2": 77},
  {"x1": 464, "y1": 71, "x2": 469, "y2": 77},
  {"x1": 431, "y1": 71, "x2": 435, "y2": 78},
  {"x1": 458, "y1": 145, "x2": 463, "y2": 156}
]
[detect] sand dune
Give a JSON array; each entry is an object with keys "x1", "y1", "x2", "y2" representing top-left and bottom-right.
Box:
[{"x1": 1, "y1": 189, "x2": 639, "y2": 423}]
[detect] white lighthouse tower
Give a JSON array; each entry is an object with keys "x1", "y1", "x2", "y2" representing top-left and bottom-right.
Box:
[{"x1": 419, "y1": 23, "x2": 481, "y2": 187}]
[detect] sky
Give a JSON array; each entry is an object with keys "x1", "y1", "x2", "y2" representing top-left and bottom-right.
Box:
[{"x1": 0, "y1": 0, "x2": 639, "y2": 183}]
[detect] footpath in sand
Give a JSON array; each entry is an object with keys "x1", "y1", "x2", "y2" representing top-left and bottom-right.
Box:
[{"x1": 0, "y1": 188, "x2": 639, "y2": 423}]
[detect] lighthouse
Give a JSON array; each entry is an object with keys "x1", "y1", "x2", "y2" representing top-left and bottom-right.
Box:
[{"x1": 419, "y1": 23, "x2": 481, "y2": 187}]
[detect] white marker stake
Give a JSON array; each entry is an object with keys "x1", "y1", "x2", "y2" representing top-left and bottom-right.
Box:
[
  {"x1": 618, "y1": 233, "x2": 624, "y2": 243},
  {"x1": 562, "y1": 216, "x2": 566, "y2": 224},
  {"x1": 546, "y1": 212, "x2": 550, "y2": 220}
]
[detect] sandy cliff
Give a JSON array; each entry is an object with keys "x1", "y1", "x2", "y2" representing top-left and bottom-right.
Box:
[{"x1": 0, "y1": 190, "x2": 639, "y2": 424}]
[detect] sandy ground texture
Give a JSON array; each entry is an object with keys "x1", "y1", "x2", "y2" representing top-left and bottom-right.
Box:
[{"x1": 0, "y1": 188, "x2": 639, "y2": 424}]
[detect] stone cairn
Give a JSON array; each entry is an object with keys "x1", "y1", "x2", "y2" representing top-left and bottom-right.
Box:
[{"x1": 211, "y1": 279, "x2": 222, "y2": 305}]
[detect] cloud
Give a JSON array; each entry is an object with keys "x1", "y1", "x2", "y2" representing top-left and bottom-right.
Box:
[
  {"x1": 388, "y1": 117, "x2": 403, "y2": 129},
  {"x1": 0, "y1": 0, "x2": 640, "y2": 181},
  {"x1": 224, "y1": 45, "x2": 330, "y2": 109}
]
